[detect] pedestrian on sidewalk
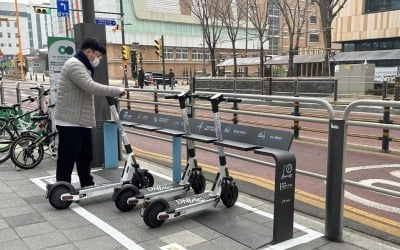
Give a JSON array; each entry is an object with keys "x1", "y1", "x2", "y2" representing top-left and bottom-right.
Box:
[
  {"x1": 54, "y1": 38, "x2": 126, "y2": 188},
  {"x1": 168, "y1": 68, "x2": 175, "y2": 88},
  {"x1": 138, "y1": 68, "x2": 145, "y2": 89}
]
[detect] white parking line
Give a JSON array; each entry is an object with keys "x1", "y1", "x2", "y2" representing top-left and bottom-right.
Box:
[{"x1": 31, "y1": 176, "x2": 145, "y2": 250}]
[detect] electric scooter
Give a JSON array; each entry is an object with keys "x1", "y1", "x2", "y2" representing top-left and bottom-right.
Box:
[
  {"x1": 113, "y1": 91, "x2": 207, "y2": 211},
  {"x1": 142, "y1": 93, "x2": 240, "y2": 228},
  {"x1": 45, "y1": 97, "x2": 154, "y2": 209}
]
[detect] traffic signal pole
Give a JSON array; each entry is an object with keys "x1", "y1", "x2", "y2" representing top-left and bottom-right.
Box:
[
  {"x1": 161, "y1": 35, "x2": 166, "y2": 90},
  {"x1": 120, "y1": 0, "x2": 130, "y2": 108}
]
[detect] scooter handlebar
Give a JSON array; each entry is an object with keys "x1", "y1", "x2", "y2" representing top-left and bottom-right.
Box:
[
  {"x1": 106, "y1": 96, "x2": 117, "y2": 106},
  {"x1": 21, "y1": 96, "x2": 35, "y2": 103}
]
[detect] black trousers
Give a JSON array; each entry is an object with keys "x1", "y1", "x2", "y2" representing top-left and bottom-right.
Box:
[{"x1": 56, "y1": 126, "x2": 94, "y2": 187}]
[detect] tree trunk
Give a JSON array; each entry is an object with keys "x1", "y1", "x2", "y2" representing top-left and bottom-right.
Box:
[
  {"x1": 259, "y1": 39, "x2": 264, "y2": 77},
  {"x1": 232, "y1": 41, "x2": 237, "y2": 77},
  {"x1": 287, "y1": 39, "x2": 295, "y2": 76},
  {"x1": 210, "y1": 48, "x2": 217, "y2": 77},
  {"x1": 320, "y1": 5, "x2": 331, "y2": 76}
]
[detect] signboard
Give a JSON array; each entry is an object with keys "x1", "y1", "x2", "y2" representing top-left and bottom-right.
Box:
[
  {"x1": 374, "y1": 66, "x2": 399, "y2": 82},
  {"x1": 47, "y1": 37, "x2": 75, "y2": 106},
  {"x1": 57, "y1": 0, "x2": 69, "y2": 17},
  {"x1": 95, "y1": 19, "x2": 117, "y2": 26}
]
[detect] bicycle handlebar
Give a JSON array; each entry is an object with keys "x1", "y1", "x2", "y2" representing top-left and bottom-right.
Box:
[{"x1": 21, "y1": 96, "x2": 35, "y2": 103}]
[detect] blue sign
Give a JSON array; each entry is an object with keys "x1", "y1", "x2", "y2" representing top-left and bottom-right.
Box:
[
  {"x1": 57, "y1": 0, "x2": 69, "y2": 17},
  {"x1": 95, "y1": 19, "x2": 117, "y2": 26}
]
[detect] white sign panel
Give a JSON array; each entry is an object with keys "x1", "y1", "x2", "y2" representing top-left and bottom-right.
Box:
[
  {"x1": 374, "y1": 66, "x2": 399, "y2": 82},
  {"x1": 47, "y1": 37, "x2": 75, "y2": 105}
]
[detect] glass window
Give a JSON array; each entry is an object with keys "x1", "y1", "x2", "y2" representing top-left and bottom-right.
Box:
[
  {"x1": 6, "y1": 22, "x2": 10, "y2": 27},
  {"x1": 15, "y1": 33, "x2": 18, "y2": 38},
  {"x1": 356, "y1": 41, "x2": 372, "y2": 51},
  {"x1": 8, "y1": 43, "x2": 12, "y2": 47},
  {"x1": 310, "y1": 15, "x2": 317, "y2": 24},
  {"x1": 7, "y1": 33, "x2": 10, "y2": 38},
  {"x1": 372, "y1": 41, "x2": 380, "y2": 50},
  {"x1": 309, "y1": 34, "x2": 319, "y2": 43},
  {"x1": 379, "y1": 40, "x2": 393, "y2": 50},
  {"x1": 282, "y1": 29, "x2": 289, "y2": 37},
  {"x1": 0, "y1": 32, "x2": 2, "y2": 38},
  {"x1": 343, "y1": 43, "x2": 355, "y2": 52},
  {"x1": 164, "y1": 48, "x2": 173, "y2": 60},
  {"x1": 192, "y1": 49, "x2": 210, "y2": 60},
  {"x1": 365, "y1": 0, "x2": 400, "y2": 13},
  {"x1": 393, "y1": 40, "x2": 400, "y2": 49},
  {"x1": 176, "y1": 48, "x2": 188, "y2": 60}
]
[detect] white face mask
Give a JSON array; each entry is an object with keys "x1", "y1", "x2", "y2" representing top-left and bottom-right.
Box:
[{"x1": 91, "y1": 57, "x2": 100, "y2": 67}]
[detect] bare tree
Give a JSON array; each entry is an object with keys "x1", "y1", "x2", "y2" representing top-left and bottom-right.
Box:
[
  {"x1": 218, "y1": 0, "x2": 247, "y2": 77},
  {"x1": 274, "y1": 0, "x2": 312, "y2": 76},
  {"x1": 183, "y1": 0, "x2": 224, "y2": 76},
  {"x1": 247, "y1": 0, "x2": 271, "y2": 77},
  {"x1": 312, "y1": 0, "x2": 348, "y2": 76}
]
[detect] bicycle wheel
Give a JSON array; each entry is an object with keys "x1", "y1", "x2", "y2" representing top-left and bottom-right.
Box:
[
  {"x1": 0, "y1": 126, "x2": 14, "y2": 163},
  {"x1": 10, "y1": 135, "x2": 44, "y2": 169}
]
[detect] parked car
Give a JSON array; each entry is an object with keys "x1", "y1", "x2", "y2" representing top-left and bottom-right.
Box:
[{"x1": 144, "y1": 72, "x2": 171, "y2": 86}]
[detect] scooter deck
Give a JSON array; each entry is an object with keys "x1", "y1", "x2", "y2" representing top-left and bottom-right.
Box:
[
  {"x1": 140, "y1": 182, "x2": 189, "y2": 197},
  {"x1": 78, "y1": 182, "x2": 122, "y2": 197},
  {"x1": 166, "y1": 192, "x2": 217, "y2": 212}
]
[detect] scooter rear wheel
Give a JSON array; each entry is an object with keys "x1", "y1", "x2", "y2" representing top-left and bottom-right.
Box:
[
  {"x1": 143, "y1": 200, "x2": 168, "y2": 228},
  {"x1": 49, "y1": 185, "x2": 73, "y2": 209},
  {"x1": 115, "y1": 188, "x2": 138, "y2": 212}
]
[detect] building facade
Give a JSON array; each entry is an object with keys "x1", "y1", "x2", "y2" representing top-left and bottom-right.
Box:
[
  {"x1": 332, "y1": 0, "x2": 400, "y2": 67},
  {"x1": 0, "y1": 1, "x2": 53, "y2": 59},
  {"x1": 50, "y1": 0, "x2": 278, "y2": 78}
]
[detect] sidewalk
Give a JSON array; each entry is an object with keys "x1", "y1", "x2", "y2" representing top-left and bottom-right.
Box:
[{"x1": 0, "y1": 157, "x2": 398, "y2": 250}]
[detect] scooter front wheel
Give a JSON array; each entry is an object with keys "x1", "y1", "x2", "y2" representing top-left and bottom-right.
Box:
[
  {"x1": 221, "y1": 179, "x2": 239, "y2": 208},
  {"x1": 49, "y1": 185, "x2": 73, "y2": 209},
  {"x1": 190, "y1": 170, "x2": 206, "y2": 194},
  {"x1": 115, "y1": 188, "x2": 138, "y2": 212},
  {"x1": 132, "y1": 171, "x2": 154, "y2": 189},
  {"x1": 143, "y1": 200, "x2": 168, "y2": 228}
]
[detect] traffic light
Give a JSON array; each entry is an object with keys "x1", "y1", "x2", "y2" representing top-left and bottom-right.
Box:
[
  {"x1": 121, "y1": 45, "x2": 130, "y2": 61},
  {"x1": 34, "y1": 7, "x2": 51, "y2": 14},
  {"x1": 137, "y1": 53, "x2": 142, "y2": 64},
  {"x1": 154, "y1": 38, "x2": 163, "y2": 58}
]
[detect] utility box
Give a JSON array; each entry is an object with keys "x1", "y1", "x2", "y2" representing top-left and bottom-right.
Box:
[{"x1": 335, "y1": 64, "x2": 375, "y2": 94}]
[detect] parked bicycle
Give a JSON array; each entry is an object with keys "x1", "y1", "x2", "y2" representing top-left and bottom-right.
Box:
[
  {"x1": 0, "y1": 86, "x2": 51, "y2": 164},
  {"x1": 9, "y1": 113, "x2": 57, "y2": 169}
]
